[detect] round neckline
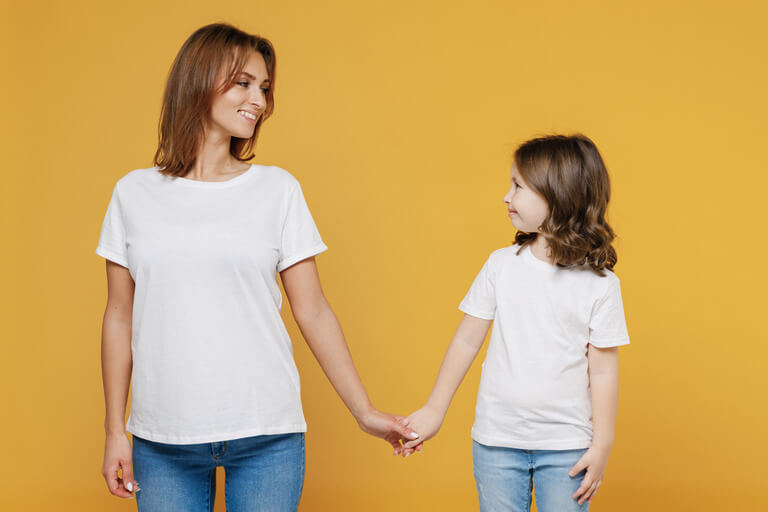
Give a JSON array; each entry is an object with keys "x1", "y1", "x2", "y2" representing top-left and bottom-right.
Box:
[
  {"x1": 520, "y1": 243, "x2": 558, "y2": 272},
  {"x1": 170, "y1": 164, "x2": 257, "y2": 188}
]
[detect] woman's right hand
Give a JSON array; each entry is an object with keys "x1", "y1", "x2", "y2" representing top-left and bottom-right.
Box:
[
  {"x1": 102, "y1": 432, "x2": 139, "y2": 498},
  {"x1": 401, "y1": 404, "x2": 446, "y2": 456}
]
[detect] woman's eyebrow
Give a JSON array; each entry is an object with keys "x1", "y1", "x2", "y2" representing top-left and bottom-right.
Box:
[{"x1": 239, "y1": 71, "x2": 270, "y2": 84}]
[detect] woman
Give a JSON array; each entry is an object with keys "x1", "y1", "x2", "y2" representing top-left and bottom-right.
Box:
[{"x1": 97, "y1": 23, "x2": 417, "y2": 511}]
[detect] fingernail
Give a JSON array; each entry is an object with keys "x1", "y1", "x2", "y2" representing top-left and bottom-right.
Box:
[
  {"x1": 126, "y1": 482, "x2": 133, "y2": 492},
  {"x1": 410, "y1": 433, "x2": 419, "y2": 439}
]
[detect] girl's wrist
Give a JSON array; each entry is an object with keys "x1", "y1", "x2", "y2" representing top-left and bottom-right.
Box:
[
  {"x1": 590, "y1": 439, "x2": 614, "y2": 452},
  {"x1": 424, "y1": 399, "x2": 448, "y2": 418}
]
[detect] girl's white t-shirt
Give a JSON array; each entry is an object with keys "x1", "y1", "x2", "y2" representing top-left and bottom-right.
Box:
[
  {"x1": 96, "y1": 164, "x2": 328, "y2": 444},
  {"x1": 460, "y1": 244, "x2": 630, "y2": 450}
]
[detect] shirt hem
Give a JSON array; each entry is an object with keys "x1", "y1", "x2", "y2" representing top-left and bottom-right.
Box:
[
  {"x1": 277, "y1": 243, "x2": 329, "y2": 272},
  {"x1": 95, "y1": 246, "x2": 128, "y2": 268},
  {"x1": 127, "y1": 423, "x2": 308, "y2": 445},
  {"x1": 471, "y1": 430, "x2": 593, "y2": 450},
  {"x1": 588, "y1": 337, "x2": 630, "y2": 348},
  {"x1": 458, "y1": 303, "x2": 495, "y2": 320}
]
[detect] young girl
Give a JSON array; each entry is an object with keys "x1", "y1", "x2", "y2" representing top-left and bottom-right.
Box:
[{"x1": 402, "y1": 134, "x2": 630, "y2": 511}]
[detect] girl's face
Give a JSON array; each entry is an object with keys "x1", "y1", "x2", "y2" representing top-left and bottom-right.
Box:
[
  {"x1": 207, "y1": 51, "x2": 270, "y2": 141},
  {"x1": 503, "y1": 165, "x2": 550, "y2": 233}
]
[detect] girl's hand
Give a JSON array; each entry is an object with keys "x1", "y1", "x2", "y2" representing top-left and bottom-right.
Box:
[
  {"x1": 568, "y1": 445, "x2": 611, "y2": 505},
  {"x1": 102, "y1": 433, "x2": 139, "y2": 498},
  {"x1": 400, "y1": 404, "x2": 445, "y2": 457},
  {"x1": 357, "y1": 408, "x2": 420, "y2": 456}
]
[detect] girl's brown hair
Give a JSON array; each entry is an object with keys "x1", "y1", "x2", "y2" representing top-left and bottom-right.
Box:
[
  {"x1": 154, "y1": 23, "x2": 276, "y2": 177},
  {"x1": 513, "y1": 134, "x2": 618, "y2": 275}
]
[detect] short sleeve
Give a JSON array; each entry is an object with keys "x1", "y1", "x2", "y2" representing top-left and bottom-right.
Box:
[
  {"x1": 458, "y1": 254, "x2": 496, "y2": 320},
  {"x1": 277, "y1": 181, "x2": 328, "y2": 272},
  {"x1": 588, "y1": 278, "x2": 630, "y2": 348},
  {"x1": 95, "y1": 183, "x2": 129, "y2": 268}
]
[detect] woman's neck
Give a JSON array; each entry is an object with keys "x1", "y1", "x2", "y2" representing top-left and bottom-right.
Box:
[{"x1": 188, "y1": 132, "x2": 250, "y2": 181}]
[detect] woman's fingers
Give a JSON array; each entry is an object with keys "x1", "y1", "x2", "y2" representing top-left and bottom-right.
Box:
[
  {"x1": 392, "y1": 418, "x2": 420, "y2": 444},
  {"x1": 103, "y1": 460, "x2": 138, "y2": 498}
]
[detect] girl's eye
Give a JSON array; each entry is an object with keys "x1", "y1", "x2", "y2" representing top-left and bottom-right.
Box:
[
  {"x1": 516, "y1": 183, "x2": 522, "y2": 189},
  {"x1": 237, "y1": 81, "x2": 249, "y2": 87},
  {"x1": 260, "y1": 87, "x2": 270, "y2": 94}
]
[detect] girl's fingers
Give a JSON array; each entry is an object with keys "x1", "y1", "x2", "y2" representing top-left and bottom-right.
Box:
[
  {"x1": 577, "y1": 481, "x2": 594, "y2": 505},
  {"x1": 587, "y1": 480, "x2": 602, "y2": 503},
  {"x1": 572, "y1": 475, "x2": 592, "y2": 501},
  {"x1": 581, "y1": 481, "x2": 598, "y2": 505},
  {"x1": 568, "y1": 457, "x2": 587, "y2": 477}
]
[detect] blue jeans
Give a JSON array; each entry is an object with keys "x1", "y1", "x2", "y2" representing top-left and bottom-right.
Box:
[
  {"x1": 473, "y1": 441, "x2": 589, "y2": 512},
  {"x1": 132, "y1": 433, "x2": 305, "y2": 512}
]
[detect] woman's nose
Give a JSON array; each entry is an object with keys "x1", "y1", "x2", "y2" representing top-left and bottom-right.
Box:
[{"x1": 250, "y1": 93, "x2": 266, "y2": 111}]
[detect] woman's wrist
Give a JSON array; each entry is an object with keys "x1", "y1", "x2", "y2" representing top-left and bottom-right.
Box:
[{"x1": 351, "y1": 401, "x2": 377, "y2": 424}]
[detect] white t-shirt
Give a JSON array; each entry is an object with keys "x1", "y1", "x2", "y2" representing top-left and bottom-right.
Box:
[
  {"x1": 96, "y1": 164, "x2": 328, "y2": 444},
  {"x1": 460, "y1": 244, "x2": 630, "y2": 450}
]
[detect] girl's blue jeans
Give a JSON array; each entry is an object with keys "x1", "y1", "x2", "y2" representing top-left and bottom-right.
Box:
[
  {"x1": 473, "y1": 440, "x2": 590, "y2": 512},
  {"x1": 132, "y1": 432, "x2": 305, "y2": 512}
]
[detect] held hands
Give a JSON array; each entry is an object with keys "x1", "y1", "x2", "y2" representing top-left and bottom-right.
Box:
[
  {"x1": 102, "y1": 432, "x2": 140, "y2": 498},
  {"x1": 399, "y1": 404, "x2": 445, "y2": 457},
  {"x1": 568, "y1": 445, "x2": 611, "y2": 505},
  {"x1": 357, "y1": 408, "x2": 421, "y2": 456}
]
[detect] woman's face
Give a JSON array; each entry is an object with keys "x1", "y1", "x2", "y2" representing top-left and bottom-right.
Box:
[
  {"x1": 207, "y1": 51, "x2": 270, "y2": 141},
  {"x1": 503, "y1": 164, "x2": 550, "y2": 233}
]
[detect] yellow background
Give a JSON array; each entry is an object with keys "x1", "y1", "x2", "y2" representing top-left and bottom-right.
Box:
[{"x1": 3, "y1": 0, "x2": 766, "y2": 510}]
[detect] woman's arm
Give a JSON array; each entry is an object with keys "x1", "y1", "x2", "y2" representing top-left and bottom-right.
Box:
[
  {"x1": 280, "y1": 257, "x2": 419, "y2": 455},
  {"x1": 100, "y1": 260, "x2": 139, "y2": 498},
  {"x1": 569, "y1": 344, "x2": 619, "y2": 505},
  {"x1": 401, "y1": 314, "x2": 492, "y2": 454}
]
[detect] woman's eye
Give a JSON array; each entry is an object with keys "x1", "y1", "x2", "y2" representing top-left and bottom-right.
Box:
[
  {"x1": 260, "y1": 87, "x2": 270, "y2": 94},
  {"x1": 237, "y1": 81, "x2": 249, "y2": 87}
]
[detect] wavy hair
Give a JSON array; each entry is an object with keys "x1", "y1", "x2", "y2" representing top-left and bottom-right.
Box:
[
  {"x1": 513, "y1": 134, "x2": 618, "y2": 275},
  {"x1": 154, "y1": 23, "x2": 276, "y2": 177}
]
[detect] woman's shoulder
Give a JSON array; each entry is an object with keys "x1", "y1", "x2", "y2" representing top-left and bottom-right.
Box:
[
  {"x1": 109, "y1": 166, "x2": 161, "y2": 194},
  {"x1": 115, "y1": 166, "x2": 160, "y2": 185},
  {"x1": 251, "y1": 164, "x2": 302, "y2": 188}
]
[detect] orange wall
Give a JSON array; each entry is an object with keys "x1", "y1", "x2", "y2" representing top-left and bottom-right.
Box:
[{"x1": 2, "y1": 1, "x2": 767, "y2": 510}]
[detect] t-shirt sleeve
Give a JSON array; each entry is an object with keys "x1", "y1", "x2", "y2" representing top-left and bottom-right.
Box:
[
  {"x1": 588, "y1": 277, "x2": 630, "y2": 348},
  {"x1": 277, "y1": 180, "x2": 328, "y2": 272},
  {"x1": 458, "y1": 254, "x2": 496, "y2": 320},
  {"x1": 95, "y1": 183, "x2": 129, "y2": 268}
]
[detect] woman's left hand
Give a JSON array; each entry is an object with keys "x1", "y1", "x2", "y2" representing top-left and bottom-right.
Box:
[
  {"x1": 357, "y1": 408, "x2": 420, "y2": 456},
  {"x1": 568, "y1": 445, "x2": 611, "y2": 505}
]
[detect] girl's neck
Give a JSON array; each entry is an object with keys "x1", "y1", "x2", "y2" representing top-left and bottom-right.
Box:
[{"x1": 529, "y1": 235, "x2": 554, "y2": 265}]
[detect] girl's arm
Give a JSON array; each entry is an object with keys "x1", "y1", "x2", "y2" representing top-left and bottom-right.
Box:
[
  {"x1": 280, "y1": 257, "x2": 419, "y2": 454},
  {"x1": 401, "y1": 314, "x2": 492, "y2": 455},
  {"x1": 100, "y1": 261, "x2": 139, "y2": 498},
  {"x1": 569, "y1": 344, "x2": 619, "y2": 505}
]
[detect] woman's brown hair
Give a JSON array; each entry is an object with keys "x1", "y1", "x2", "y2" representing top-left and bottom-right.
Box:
[
  {"x1": 513, "y1": 134, "x2": 618, "y2": 275},
  {"x1": 154, "y1": 23, "x2": 276, "y2": 177}
]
